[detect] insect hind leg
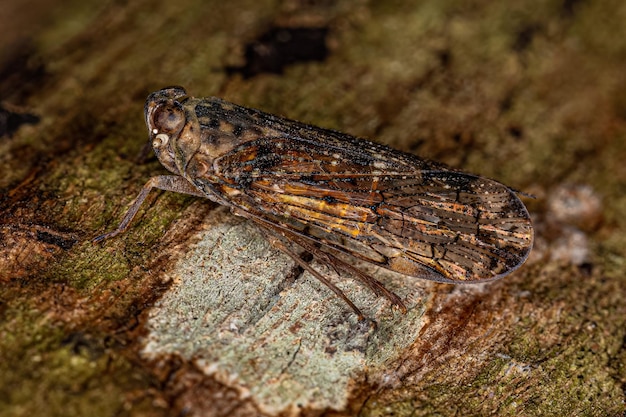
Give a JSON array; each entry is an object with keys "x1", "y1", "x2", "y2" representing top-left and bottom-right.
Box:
[
  {"x1": 251, "y1": 223, "x2": 363, "y2": 320},
  {"x1": 313, "y1": 249, "x2": 408, "y2": 314},
  {"x1": 249, "y1": 217, "x2": 406, "y2": 319}
]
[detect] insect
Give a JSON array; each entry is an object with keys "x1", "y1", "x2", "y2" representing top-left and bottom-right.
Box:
[{"x1": 94, "y1": 86, "x2": 533, "y2": 319}]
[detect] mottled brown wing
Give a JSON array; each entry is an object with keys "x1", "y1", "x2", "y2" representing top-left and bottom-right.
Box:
[{"x1": 201, "y1": 135, "x2": 533, "y2": 283}]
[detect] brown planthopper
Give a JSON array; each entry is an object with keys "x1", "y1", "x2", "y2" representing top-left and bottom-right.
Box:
[{"x1": 94, "y1": 86, "x2": 534, "y2": 319}]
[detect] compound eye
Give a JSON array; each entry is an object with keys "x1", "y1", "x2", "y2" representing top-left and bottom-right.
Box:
[{"x1": 152, "y1": 104, "x2": 185, "y2": 135}]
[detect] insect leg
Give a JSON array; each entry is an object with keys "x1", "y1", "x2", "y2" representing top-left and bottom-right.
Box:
[
  {"x1": 252, "y1": 223, "x2": 365, "y2": 320},
  {"x1": 93, "y1": 175, "x2": 205, "y2": 243},
  {"x1": 273, "y1": 229, "x2": 407, "y2": 313},
  {"x1": 306, "y1": 249, "x2": 408, "y2": 314},
  {"x1": 232, "y1": 208, "x2": 406, "y2": 315}
]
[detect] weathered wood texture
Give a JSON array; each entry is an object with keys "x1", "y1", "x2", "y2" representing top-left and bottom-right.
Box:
[{"x1": 1, "y1": 1, "x2": 625, "y2": 416}]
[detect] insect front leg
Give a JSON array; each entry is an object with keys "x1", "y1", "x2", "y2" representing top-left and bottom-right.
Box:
[{"x1": 93, "y1": 175, "x2": 205, "y2": 243}]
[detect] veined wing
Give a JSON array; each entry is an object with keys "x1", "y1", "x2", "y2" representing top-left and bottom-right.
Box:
[{"x1": 206, "y1": 137, "x2": 533, "y2": 283}]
